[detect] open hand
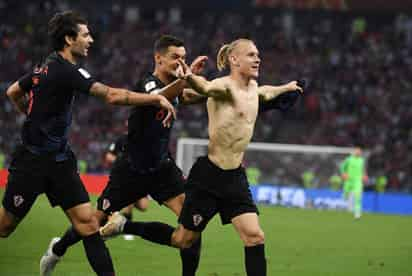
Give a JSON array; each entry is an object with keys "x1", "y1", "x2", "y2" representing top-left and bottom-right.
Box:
[
  {"x1": 287, "y1": 81, "x2": 303, "y2": 93},
  {"x1": 157, "y1": 95, "x2": 177, "y2": 128},
  {"x1": 177, "y1": 59, "x2": 193, "y2": 80}
]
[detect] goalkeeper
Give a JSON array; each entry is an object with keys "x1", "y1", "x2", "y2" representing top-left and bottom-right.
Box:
[{"x1": 340, "y1": 147, "x2": 367, "y2": 219}]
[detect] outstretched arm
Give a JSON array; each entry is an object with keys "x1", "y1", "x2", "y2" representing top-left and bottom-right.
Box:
[
  {"x1": 257, "y1": 81, "x2": 303, "y2": 101},
  {"x1": 155, "y1": 79, "x2": 186, "y2": 101},
  {"x1": 177, "y1": 59, "x2": 231, "y2": 100},
  {"x1": 179, "y1": 89, "x2": 207, "y2": 105},
  {"x1": 89, "y1": 82, "x2": 176, "y2": 127}
]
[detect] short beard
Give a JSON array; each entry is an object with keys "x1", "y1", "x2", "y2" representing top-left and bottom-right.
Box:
[
  {"x1": 167, "y1": 71, "x2": 179, "y2": 81},
  {"x1": 72, "y1": 50, "x2": 86, "y2": 60}
]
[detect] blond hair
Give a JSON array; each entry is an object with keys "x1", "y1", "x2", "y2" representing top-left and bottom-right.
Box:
[{"x1": 216, "y1": 38, "x2": 253, "y2": 71}]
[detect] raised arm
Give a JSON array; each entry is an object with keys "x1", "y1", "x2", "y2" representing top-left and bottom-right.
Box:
[
  {"x1": 145, "y1": 79, "x2": 186, "y2": 101},
  {"x1": 257, "y1": 81, "x2": 303, "y2": 102},
  {"x1": 89, "y1": 82, "x2": 176, "y2": 127},
  {"x1": 6, "y1": 81, "x2": 30, "y2": 115},
  {"x1": 177, "y1": 59, "x2": 231, "y2": 100},
  {"x1": 153, "y1": 56, "x2": 209, "y2": 101}
]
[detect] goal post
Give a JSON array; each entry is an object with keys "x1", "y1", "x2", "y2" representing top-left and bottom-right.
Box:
[{"x1": 176, "y1": 137, "x2": 364, "y2": 189}]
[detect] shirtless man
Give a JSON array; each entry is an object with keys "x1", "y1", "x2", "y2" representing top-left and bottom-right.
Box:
[{"x1": 102, "y1": 38, "x2": 303, "y2": 275}]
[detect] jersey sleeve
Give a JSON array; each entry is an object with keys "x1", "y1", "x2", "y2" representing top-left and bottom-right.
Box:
[
  {"x1": 17, "y1": 72, "x2": 34, "y2": 93},
  {"x1": 70, "y1": 66, "x2": 96, "y2": 94},
  {"x1": 258, "y1": 91, "x2": 300, "y2": 114}
]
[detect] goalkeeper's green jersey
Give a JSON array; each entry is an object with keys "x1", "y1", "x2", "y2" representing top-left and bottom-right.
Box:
[{"x1": 340, "y1": 155, "x2": 365, "y2": 185}]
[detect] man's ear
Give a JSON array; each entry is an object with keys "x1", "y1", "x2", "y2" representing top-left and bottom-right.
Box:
[
  {"x1": 229, "y1": 55, "x2": 239, "y2": 67},
  {"x1": 64, "y1": 35, "x2": 75, "y2": 47},
  {"x1": 155, "y1": 52, "x2": 162, "y2": 65}
]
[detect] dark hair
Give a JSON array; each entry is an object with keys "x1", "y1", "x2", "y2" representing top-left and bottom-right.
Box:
[
  {"x1": 48, "y1": 11, "x2": 88, "y2": 51},
  {"x1": 154, "y1": 35, "x2": 184, "y2": 54}
]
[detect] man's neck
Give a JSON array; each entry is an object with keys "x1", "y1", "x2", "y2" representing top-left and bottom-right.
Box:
[
  {"x1": 59, "y1": 49, "x2": 77, "y2": 64},
  {"x1": 153, "y1": 69, "x2": 174, "y2": 85},
  {"x1": 230, "y1": 71, "x2": 251, "y2": 90}
]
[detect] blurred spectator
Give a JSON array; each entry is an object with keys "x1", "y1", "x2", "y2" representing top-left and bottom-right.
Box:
[
  {"x1": 329, "y1": 174, "x2": 342, "y2": 191},
  {"x1": 78, "y1": 160, "x2": 88, "y2": 174},
  {"x1": 302, "y1": 170, "x2": 316, "y2": 189},
  {"x1": 0, "y1": 1, "x2": 411, "y2": 193},
  {"x1": 375, "y1": 175, "x2": 388, "y2": 193},
  {"x1": 246, "y1": 166, "x2": 262, "y2": 186},
  {"x1": 0, "y1": 151, "x2": 4, "y2": 170}
]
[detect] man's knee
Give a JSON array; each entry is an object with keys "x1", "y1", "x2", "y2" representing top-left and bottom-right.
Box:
[
  {"x1": 241, "y1": 229, "x2": 265, "y2": 246},
  {"x1": 171, "y1": 229, "x2": 198, "y2": 249},
  {"x1": 173, "y1": 235, "x2": 195, "y2": 249},
  {"x1": 0, "y1": 209, "x2": 19, "y2": 238},
  {"x1": 135, "y1": 200, "x2": 149, "y2": 212},
  {"x1": 0, "y1": 226, "x2": 15, "y2": 238},
  {"x1": 68, "y1": 207, "x2": 100, "y2": 236},
  {"x1": 74, "y1": 215, "x2": 99, "y2": 236}
]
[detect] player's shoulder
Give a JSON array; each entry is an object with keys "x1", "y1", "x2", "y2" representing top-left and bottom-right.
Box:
[
  {"x1": 250, "y1": 79, "x2": 258, "y2": 87},
  {"x1": 47, "y1": 52, "x2": 90, "y2": 77},
  {"x1": 45, "y1": 52, "x2": 72, "y2": 71},
  {"x1": 208, "y1": 76, "x2": 230, "y2": 89},
  {"x1": 134, "y1": 73, "x2": 162, "y2": 93},
  {"x1": 212, "y1": 76, "x2": 229, "y2": 83}
]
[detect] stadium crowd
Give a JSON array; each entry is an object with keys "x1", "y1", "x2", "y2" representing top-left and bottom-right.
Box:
[{"x1": 1, "y1": 0, "x2": 411, "y2": 192}]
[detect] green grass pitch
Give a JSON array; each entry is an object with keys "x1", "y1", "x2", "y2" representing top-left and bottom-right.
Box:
[{"x1": 0, "y1": 190, "x2": 411, "y2": 276}]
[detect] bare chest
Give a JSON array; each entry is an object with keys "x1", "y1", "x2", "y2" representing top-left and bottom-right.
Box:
[{"x1": 232, "y1": 90, "x2": 259, "y2": 124}]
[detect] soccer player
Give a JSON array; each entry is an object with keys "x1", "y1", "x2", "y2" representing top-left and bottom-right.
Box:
[
  {"x1": 101, "y1": 38, "x2": 303, "y2": 276},
  {"x1": 105, "y1": 133, "x2": 150, "y2": 214},
  {"x1": 41, "y1": 35, "x2": 206, "y2": 276},
  {"x1": 105, "y1": 132, "x2": 150, "y2": 241},
  {"x1": 0, "y1": 11, "x2": 176, "y2": 276},
  {"x1": 340, "y1": 147, "x2": 367, "y2": 219}
]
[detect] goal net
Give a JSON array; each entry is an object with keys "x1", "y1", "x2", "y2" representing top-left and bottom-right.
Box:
[{"x1": 176, "y1": 138, "x2": 360, "y2": 189}]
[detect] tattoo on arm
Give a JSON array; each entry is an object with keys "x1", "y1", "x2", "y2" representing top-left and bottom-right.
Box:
[{"x1": 90, "y1": 82, "x2": 111, "y2": 99}]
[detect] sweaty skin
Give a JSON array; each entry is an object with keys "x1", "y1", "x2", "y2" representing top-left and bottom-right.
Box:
[
  {"x1": 179, "y1": 40, "x2": 302, "y2": 171},
  {"x1": 207, "y1": 77, "x2": 259, "y2": 169}
]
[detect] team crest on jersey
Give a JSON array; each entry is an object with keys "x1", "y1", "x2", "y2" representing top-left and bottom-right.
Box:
[
  {"x1": 192, "y1": 214, "x2": 203, "y2": 227},
  {"x1": 145, "y1": 81, "x2": 157, "y2": 92},
  {"x1": 102, "y1": 199, "x2": 111, "y2": 211},
  {"x1": 13, "y1": 195, "x2": 24, "y2": 208}
]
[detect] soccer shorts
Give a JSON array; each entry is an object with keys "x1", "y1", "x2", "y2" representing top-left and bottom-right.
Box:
[
  {"x1": 2, "y1": 145, "x2": 89, "y2": 219},
  {"x1": 97, "y1": 156, "x2": 185, "y2": 214},
  {"x1": 179, "y1": 156, "x2": 258, "y2": 232}
]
